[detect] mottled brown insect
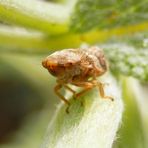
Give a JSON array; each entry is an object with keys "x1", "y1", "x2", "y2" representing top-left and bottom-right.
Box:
[{"x1": 42, "y1": 46, "x2": 113, "y2": 112}]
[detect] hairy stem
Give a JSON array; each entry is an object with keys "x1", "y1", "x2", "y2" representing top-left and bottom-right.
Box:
[
  {"x1": 114, "y1": 77, "x2": 146, "y2": 148},
  {"x1": 41, "y1": 74, "x2": 123, "y2": 148},
  {"x1": 0, "y1": 0, "x2": 77, "y2": 34}
]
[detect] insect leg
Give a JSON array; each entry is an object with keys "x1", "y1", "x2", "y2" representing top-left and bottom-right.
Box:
[
  {"x1": 76, "y1": 87, "x2": 93, "y2": 98},
  {"x1": 74, "y1": 82, "x2": 94, "y2": 98},
  {"x1": 63, "y1": 84, "x2": 76, "y2": 97},
  {"x1": 54, "y1": 84, "x2": 70, "y2": 113},
  {"x1": 96, "y1": 82, "x2": 114, "y2": 101}
]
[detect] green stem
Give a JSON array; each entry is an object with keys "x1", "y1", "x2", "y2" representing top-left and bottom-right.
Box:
[
  {"x1": 0, "y1": 22, "x2": 148, "y2": 53},
  {"x1": 0, "y1": 0, "x2": 77, "y2": 35},
  {"x1": 41, "y1": 74, "x2": 123, "y2": 148},
  {"x1": 114, "y1": 77, "x2": 146, "y2": 148},
  {"x1": 0, "y1": 25, "x2": 46, "y2": 53}
]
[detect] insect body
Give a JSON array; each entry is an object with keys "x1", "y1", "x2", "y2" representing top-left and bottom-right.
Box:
[{"x1": 42, "y1": 47, "x2": 113, "y2": 112}]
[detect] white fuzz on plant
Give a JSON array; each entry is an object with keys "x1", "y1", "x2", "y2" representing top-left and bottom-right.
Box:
[{"x1": 41, "y1": 74, "x2": 124, "y2": 148}]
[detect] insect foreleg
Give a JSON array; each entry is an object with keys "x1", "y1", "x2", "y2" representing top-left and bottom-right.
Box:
[
  {"x1": 73, "y1": 82, "x2": 94, "y2": 98},
  {"x1": 54, "y1": 84, "x2": 70, "y2": 105},
  {"x1": 63, "y1": 84, "x2": 76, "y2": 98},
  {"x1": 76, "y1": 86, "x2": 93, "y2": 98},
  {"x1": 54, "y1": 84, "x2": 71, "y2": 113}
]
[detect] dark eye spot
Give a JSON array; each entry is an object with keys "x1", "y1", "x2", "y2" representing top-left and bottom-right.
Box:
[
  {"x1": 48, "y1": 67, "x2": 57, "y2": 76},
  {"x1": 68, "y1": 62, "x2": 73, "y2": 66}
]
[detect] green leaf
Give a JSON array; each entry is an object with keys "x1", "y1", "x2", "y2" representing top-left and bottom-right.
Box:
[
  {"x1": 71, "y1": 0, "x2": 148, "y2": 32},
  {"x1": 114, "y1": 77, "x2": 146, "y2": 148}
]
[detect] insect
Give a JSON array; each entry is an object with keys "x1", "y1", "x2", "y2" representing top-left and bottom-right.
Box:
[{"x1": 42, "y1": 46, "x2": 113, "y2": 113}]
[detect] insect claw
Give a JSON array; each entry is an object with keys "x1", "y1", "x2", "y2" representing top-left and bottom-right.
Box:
[
  {"x1": 66, "y1": 108, "x2": 69, "y2": 114},
  {"x1": 73, "y1": 93, "x2": 77, "y2": 100},
  {"x1": 73, "y1": 97, "x2": 76, "y2": 100},
  {"x1": 65, "y1": 103, "x2": 71, "y2": 114},
  {"x1": 80, "y1": 101, "x2": 84, "y2": 107},
  {"x1": 110, "y1": 97, "x2": 114, "y2": 101},
  {"x1": 104, "y1": 96, "x2": 114, "y2": 101}
]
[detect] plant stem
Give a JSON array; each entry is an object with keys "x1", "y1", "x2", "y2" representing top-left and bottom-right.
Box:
[
  {"x1": 114, "y1": 77, "x2": 146, "y2": 148},
  {"x1": 41, "y1": 74, "x2": 123, "y2": 148},
  {"x1": 0, "y1": 0, "x2": 77, "y2": 34},
  {"x1": 0, "y1": 22, "x2": 148, "y2": 53}
]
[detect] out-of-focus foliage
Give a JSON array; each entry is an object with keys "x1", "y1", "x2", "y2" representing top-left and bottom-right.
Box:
[
  {"x1": 0, "y1": 54, "x2": 57, "y2": 147},
  {"x1": 71, "y1": 0, "x2": 148, "y2": 32},
  {"x1": 103, "y1": 44, "x2": 148, "y2": 81},
  {"x1": 114, "y1": 78, "x2": 146, "y2": 148}
]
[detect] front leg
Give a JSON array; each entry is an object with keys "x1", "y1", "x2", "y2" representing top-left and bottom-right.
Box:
[
  {"x1": 72, "y1": 81, "x2": 94, "y2": 98},
  {"x1": 54, "y1": 84, "x2": 70, "y2": 113},
  {"x1": 63, "y1": 84, "x2": 76, "y2": 98}
]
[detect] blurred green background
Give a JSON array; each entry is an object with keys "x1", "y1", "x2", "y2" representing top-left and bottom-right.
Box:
[
  {"x1": 0, "y1": 0, "x2": 148, "y2": 147},
  {"x1": 0, "y1": 54, "x2": 58, "y2": 148}
]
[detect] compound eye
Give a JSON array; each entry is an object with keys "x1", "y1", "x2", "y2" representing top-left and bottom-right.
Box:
[
  {"x1": 64, "y1": 62, "x2": 73, "y2": 67},
  {"x1": 48, "y1": 67, "x2": 57, "y2": 76},
  {"x1": 49, "y1": 64, "x2": 66, "y2": 77}
]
